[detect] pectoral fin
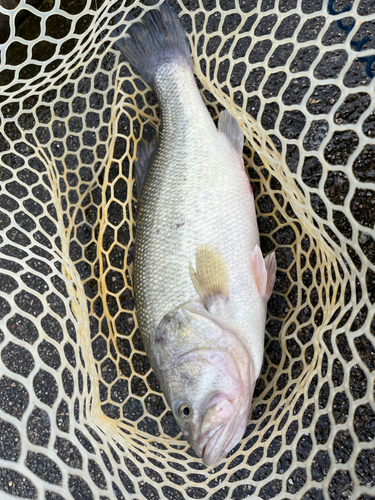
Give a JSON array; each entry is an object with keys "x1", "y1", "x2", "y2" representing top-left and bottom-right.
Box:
[
  {"x1": 264, "y1": 252, "x2": 276, "y2": 300},
  {"x1": 251, "y1": 245, "x2": 276, "y2": 301},
  {"x1": 189, "y1": 245, "x2": 229, "y2": 309}
]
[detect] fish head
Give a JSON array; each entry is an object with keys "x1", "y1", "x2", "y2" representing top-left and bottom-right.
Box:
[
  {"x1": 154, "y1": 304, "x2": 255, "y2": 466},
  {"x1": 172, "y1": 381, "x2": 253, "y2": 466}
]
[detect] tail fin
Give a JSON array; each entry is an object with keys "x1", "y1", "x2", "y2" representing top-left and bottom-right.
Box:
[{"x1": 115, "y1": 2, "x2": 191, "y2": 86}]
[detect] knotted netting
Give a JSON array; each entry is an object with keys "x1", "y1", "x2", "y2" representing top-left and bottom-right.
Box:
[{"x1": 0, "y1": 0, "x2": 374, "y2": 499}]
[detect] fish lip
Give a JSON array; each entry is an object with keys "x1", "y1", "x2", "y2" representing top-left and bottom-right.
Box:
[
  {"x1": 197, "y1": 370, "x2": 256, "y2": 465},
  {"x1": 201, "y1": 413, "x2": 248, "y2": 466},
  {"x1": 194, "y1": 423, "x2": 226, "y2": 458},
  {"x1": 194, "y1": 422, "x2": 229, "y2": 464},
  {"x1": 193, "y1": 392, "x2": 230, "y2": 454},
  {"x1": 194, "y1": 397, "x2": 252, "y2": 466}
]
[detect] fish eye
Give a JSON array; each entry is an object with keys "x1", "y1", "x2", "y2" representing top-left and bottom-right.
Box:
[{"x1": 179, "y1": 403, "x2": 191, "y2": 419}]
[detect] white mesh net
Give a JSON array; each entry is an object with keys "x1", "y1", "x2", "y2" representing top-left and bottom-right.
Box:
[{"x1": 0, "y1": 0, "x2": 374, "y2": 499}]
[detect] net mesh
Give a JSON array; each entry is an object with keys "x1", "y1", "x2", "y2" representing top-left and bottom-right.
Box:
[{"x1": 0, "y1": 0, "x2": 374, "y2": 498}]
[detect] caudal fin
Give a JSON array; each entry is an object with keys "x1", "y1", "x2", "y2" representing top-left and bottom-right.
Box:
[{"x1": 115, "y1": 2, "x2": 191, "y2": 86}]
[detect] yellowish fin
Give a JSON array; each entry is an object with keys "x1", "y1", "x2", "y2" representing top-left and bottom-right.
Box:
[
  {"x1": 251, "y1": 245, "x2": 276, "y2": 301},
  {"x1": 189, "y1": 245, "x2": 229, "y2": 309}
]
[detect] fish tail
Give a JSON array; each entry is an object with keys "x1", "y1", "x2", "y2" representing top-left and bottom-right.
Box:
[{"x1": 115, "y1": 2, "x2": 191, "y2": 86}]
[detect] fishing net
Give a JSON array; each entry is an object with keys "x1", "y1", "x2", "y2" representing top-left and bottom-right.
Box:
[{"x1": 0, "y1": 0, "x2": 374, "y2": 498}]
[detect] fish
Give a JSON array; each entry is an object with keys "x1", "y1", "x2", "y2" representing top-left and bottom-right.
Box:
[{"x1": 115, "y1": 3, "x2": 276, "y2": 466}]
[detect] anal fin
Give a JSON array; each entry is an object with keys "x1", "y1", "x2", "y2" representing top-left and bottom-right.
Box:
[
  {"x1": 134, "y1": 138, "x2": 158, "y2": 199},
  {"x1": 189, "y1": 245, "x2": 229, "y2": 310}
]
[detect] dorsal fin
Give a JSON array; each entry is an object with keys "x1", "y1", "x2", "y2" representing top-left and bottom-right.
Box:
[{"x1": 218, "y1": 110, "x2": 244, "y2": 155}]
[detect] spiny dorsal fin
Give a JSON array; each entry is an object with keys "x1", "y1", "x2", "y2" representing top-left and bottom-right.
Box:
[
  {"x1": 189, "y1": 245, "x2": 229, "y2": 309},
  {"x1": 218, "y1": 110, "x2": 244, "y2": 155},
  {"x1": 134, "y1": 139, "x2": 158, "y2": 199},
  {"x1": 251, "y1": 245, "x2": 276, "y2": 301}
]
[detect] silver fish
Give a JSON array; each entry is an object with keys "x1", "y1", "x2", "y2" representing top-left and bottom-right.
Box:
[{"x1": 116, "y1": 3, "x2": 276, "y2": 465}]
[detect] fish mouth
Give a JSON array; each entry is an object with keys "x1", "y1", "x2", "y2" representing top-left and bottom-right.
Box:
[
  {"x1": 200, "y1": 413, "x2": 248, "y2": 466},
  {"x1": 193, "y1": 408, "x2": 248, "y2": 466}
]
